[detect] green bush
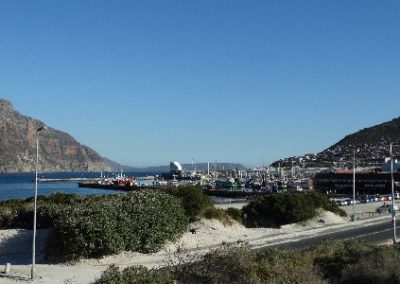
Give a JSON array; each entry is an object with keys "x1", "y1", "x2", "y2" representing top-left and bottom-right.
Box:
[
  {"x1": 242, "y1": 193, "x2": 318, "y2": 228},
  {"x1": 313, "y1": 240, "x2": 400, "y2": 283},
  {"x1": 164, "y1": 186, "x2": 213, "y2": 221},
  {"x1": 47, "y1": 191, "x2": 188, "y2": 261},
  {"x1": 103, "y1": 244, "x2": 323, "y2": 283},
  {"x1": 225, "y1": 207, "x2": 243, "y2": 223},
  {"x1": 0, "y1": 199, "x2": 26, "y2": 229},
  {"x1": 255, "y1": 248, "x2": 324, "y2": 284},
  {"x1": 93, "y1": 265, "x2": 173, "y2": 284},
  {"x1": 94, "y1": 240, "x2": 400, "y2": 284},
  {"x1": 340, "y1": 250, "x2": 400, "y2": 284},
  {"x1": 306, "y1": 192, "x2": 347, "y2": 217},
  {"x1": 193, "y1": 245, "x2": 259, "y2": 284},
  {"x1": 242, "y1": 192, "x2": 346, "y2": 228},
  {"x1": 0, "y1": 193, "x2": 83, "y2": 229},
  {"x1": 165, "y1": 244, "x2": 260, "y2": 284},
  {"x1": 202, "y1": 207, "x2": 233, "y2": 226}
]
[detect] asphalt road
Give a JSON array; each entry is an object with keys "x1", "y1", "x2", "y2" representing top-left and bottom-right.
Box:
[{"x1": 273, "y1": 217, "x2": 399, "y2": 250}]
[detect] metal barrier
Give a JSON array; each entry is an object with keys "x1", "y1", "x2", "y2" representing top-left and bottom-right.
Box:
[{"x1": 352, "y1": 211, "x2": 381, "y2": 220}]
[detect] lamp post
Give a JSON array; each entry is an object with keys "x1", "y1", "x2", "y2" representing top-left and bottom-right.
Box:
[
  {"x1": 31, "y1": 126, "x2": 47, "y2": 279},
  {"x1": 390, "y1": 143, "x2": 397, "y2": 244},
  {"x1": 352, "y1": 149, "x2": 359, "y2": 221}
]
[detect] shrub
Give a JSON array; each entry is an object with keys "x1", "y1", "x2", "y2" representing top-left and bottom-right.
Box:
[
  {"x1": 255, "y1": 248, "x2": 324, "y2": 284},
  {"x1": 0, "y1": 193, "x2": 83, "y2": 229},
  {"x1": 340, "y1": 249, "x2": 400, "y2": 284},
  {"x1": 225, "y1": 207, "x2": 243, "y2": 223},
  {"x1": 242, "y1": 192, "x2": 347, "y2": 228},
  {"x1": 202, "y1": 207, "x2": 233, "y2": 226},
  {"x1": 0, "y1": 199, "x2": 26, "y2": 229},
  {"x1": 164, "y1": 186, "x2": 213, "y2": 221},
  {"x1": 313, "y1": 240, "x2": 400, "y2": 283},
  {"x1": 242, "y1": 193, "x2": 318, "y2": 228},
  {"x1": 94, "y1": 265, "x2": 174, "y2": 284},
  {"x1": 306, "y1": 192, "x2": 347, "y2": 217},
  {"x1": 93, "y1": 265, "x2": 173, "y2": 284},
  {"x1": 147, "y1": 244, "x2": 322, "y2": 283},
  {"x1": 0, "y1": 207, "x2": 15, "y2": 229},
  {"x1": 168, "y1": 244, "x2": 259, "y2": 284},
  {"x1": 313, "y1": 240, "x2": 371, "y2": 282},
  {"x1": 47, "y1": 191, "x2": 188, "y2": 261}
]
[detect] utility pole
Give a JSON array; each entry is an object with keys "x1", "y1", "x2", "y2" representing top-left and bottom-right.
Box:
[
  {"x1": 352, "y1": 149, "x2": 356, "y2": 221},
  {"x1": 32, "y1": 126, "x2": 47, "y2": 279},
  {"x1": 390, "y1": 143, "x2": 397, "y2": 243}
]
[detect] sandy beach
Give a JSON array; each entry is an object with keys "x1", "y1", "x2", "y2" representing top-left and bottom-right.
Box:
[{"x1": 0, "y1": 201, "x2": 395, "y2": 284}]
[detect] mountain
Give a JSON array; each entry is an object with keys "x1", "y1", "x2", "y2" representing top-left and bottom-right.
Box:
[
  {"x1": 0, "y1": 99, "x2": 112, "y2": 173},
  {"x1": 273, "y1": 117, "x2": 400, "y2": 168},
  {"x1": 319, "y1": 117, "x2": 400, "y2": 165},
  {"x1": 127, "y1": 163, "x2": 247, "y2": 173}
]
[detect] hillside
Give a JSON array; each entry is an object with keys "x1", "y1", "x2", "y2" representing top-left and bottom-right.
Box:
[
  {"x1": 126, "y1": 163, "x2": 246, "y2": 173},
  {"x1": 0, "y1": 99, "x2": 111, "y2": 173},
  {"x1": 273, "y1": 117, "x2": 400, "y2": 168}
]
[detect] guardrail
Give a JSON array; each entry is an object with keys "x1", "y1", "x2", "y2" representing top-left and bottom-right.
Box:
[{"x1": 352, "y1": 211, "x2": 382, "y2": 220}]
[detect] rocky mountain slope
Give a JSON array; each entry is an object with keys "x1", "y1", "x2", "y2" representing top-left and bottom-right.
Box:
[
  {"x1": 273, "y1": 117, "x2": 400, "y2": 168},
  {"x1": 0, "y1": 99, "x2": 111, "y2": 173}
]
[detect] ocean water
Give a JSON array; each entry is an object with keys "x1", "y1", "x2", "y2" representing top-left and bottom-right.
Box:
[{"x1": 0, "y1": 172, "x2": 153, "y2": 201}]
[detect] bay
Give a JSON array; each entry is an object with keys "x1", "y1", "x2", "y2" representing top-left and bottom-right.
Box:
[{"x1": 0, "y1": 172, "x2": 154, "y2": 201}]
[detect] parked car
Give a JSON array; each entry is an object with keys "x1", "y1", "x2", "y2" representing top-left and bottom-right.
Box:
[
  {"x1": 376, "y1": 204, "x2": 399, "y2": 214},
  {"x1": 361, "y1": 195, "x2": 373, "y2": 203}
]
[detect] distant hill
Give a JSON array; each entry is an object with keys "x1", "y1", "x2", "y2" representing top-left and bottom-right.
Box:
[
  {"x1": 125, "y1": 163, "x2": 247, "y2": 173},
  {"x1": 0, "y1": 99, "x2": 111, "y2": 173},
  {"x1": 273, "y1": 117, "x2": 400, "y2": 168},
  {"x1": 319, "y1": 117, "x2": 400, "y2": 165}
]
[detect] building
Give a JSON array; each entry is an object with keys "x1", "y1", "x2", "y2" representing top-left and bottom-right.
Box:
[{"x1": 170, "y1": 161, "x2": 183, "y2": 176}]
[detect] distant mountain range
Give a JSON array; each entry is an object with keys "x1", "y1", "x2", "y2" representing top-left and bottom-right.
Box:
[
  {"x1": 118, "y1": 163, "x2": 246, "y2": 173},
  {"x1": 0, "y1": 99, "x2": 111, "y2": 173},
  {"x1": 273, "y1": 117, "x2": 400, "y2": 168}
]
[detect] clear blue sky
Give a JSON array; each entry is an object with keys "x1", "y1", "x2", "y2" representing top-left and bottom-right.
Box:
[{"x1": 1, "y1": 1, "x2": 399, "y2": 167}]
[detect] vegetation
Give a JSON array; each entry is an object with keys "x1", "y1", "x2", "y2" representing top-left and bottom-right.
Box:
[
  {"x1": 225, "y1": 207, "x2": 243, "y2": 223},
  {"x1": 0, "y1": 193, "x2": 82, "y2": 229},
  {"x1": 0, "y1": 188, "x2": 242, "y2": 261},
  {"x1": 242, "y1": 192, "x2": 346, "y2": 228},
  {"x1": 202, "y1": 207, "x2": 234, "y2": 226},
  {"x1": 163, "y1": 186, "x2": 213, "y2": 221},
  {"x1": 164, "y1": 185, "x2": 243, "y2": 225},
  {"x1": 1, "y1": 188, "x2": 351, "y2": 267},
  {"x1": 313, "y1": 240, "x2": 400, "y2": 283},
  {"x1": 306, "y1": 191, "x2": 347, "y2": 217},
  {"x1": 94, "y1": 265, "x2": 173, "y2": 284},
  {"x1": 94, "y1": 240, "x2": 400, "y2": 284},
  {"x1": 46, "y1": 191, "x2": 188, "y2": 261}
]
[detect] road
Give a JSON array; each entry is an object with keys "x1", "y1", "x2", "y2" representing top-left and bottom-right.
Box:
[{"x1": 272, "y1": 216, "x2": 398, "y2": 250}]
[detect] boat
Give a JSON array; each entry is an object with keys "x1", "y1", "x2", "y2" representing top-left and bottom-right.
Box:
[
  {"x1": 78, "y1": 171, "x2": 137, "y2": 191},
  {"x1": 78, "y1": 181, "x2": 136, "y2": 191}
]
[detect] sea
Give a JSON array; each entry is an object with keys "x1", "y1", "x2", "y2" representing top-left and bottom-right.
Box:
[{"x1": 0, "y1": 172, "x2": 153, "y2": 201}]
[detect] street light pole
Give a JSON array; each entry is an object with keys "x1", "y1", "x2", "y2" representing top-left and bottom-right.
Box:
[
  {"x1": 352, "y1": 149, "x2": 356, "y2": 221},
  {"x1": 31, "y1": 126, "x2": 46, "y2": 280},
  {"x1": 390, "y1": 143, "x2": 397, "y2": 243}
]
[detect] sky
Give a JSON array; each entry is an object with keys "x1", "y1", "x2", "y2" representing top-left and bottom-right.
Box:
[{"x1": 1, "y1": 1, "x2": 399, "y2": 167}]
